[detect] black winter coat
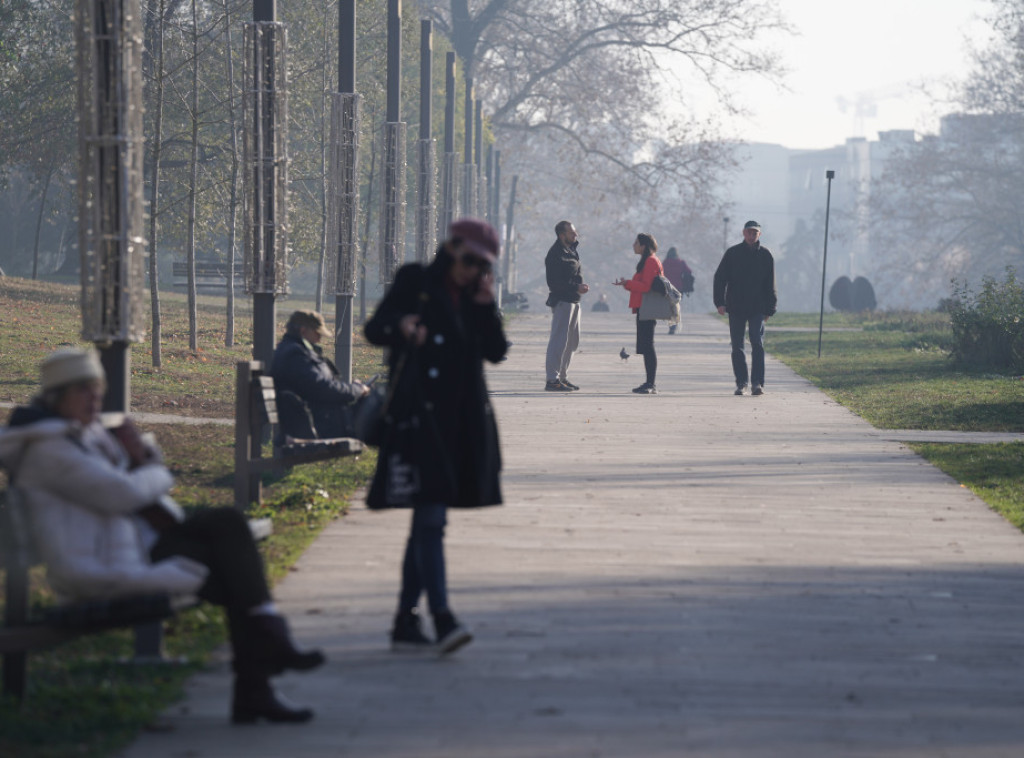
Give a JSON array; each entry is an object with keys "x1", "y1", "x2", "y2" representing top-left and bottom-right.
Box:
[
  {"x1": 545, "y1": 240, "x2": 583, "y2": 306},
  {"x1": 363, "y1": 255, "x2": 508, "y2": 509},
  {"x1": 713, "y1": 242, "x2": 778, "y2": 317},
  {"x1": 270, "y1": 333, "x2": 362, "y2": 437}
]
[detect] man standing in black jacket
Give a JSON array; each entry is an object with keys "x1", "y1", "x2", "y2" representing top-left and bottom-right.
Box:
[
  {"x1": 544, "y1": 220, "x2": 589, "y2": 391},
  {"x1": 713, "y1": 220, "x2": 778, "y2": 396}
]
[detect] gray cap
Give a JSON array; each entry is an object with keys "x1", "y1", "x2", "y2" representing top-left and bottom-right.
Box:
[{"x1": 743, "y1": 220, "x2": 761, "y2": 231}]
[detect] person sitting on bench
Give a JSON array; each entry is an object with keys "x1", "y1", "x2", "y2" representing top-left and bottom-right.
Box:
[
  {"x1": 0, "y1": 348, "x2": 325, "y2": 724},
  {"x1": 271, "y1": 309, "x2": 370, "y2": 440}
]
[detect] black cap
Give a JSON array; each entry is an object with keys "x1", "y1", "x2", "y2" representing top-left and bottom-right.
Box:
[{"x1": 743, "y1": 220, "x2": 761, "y2": 231}]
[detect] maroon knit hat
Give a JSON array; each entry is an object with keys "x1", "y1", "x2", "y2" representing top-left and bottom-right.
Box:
[{"x1": 449, "y1": 217, "x2": 500, "y2": 263}]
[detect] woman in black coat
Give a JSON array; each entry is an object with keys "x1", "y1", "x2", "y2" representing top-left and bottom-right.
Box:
[{"x1": 364, "y1": 218, "x2": 508, "y2": 656}]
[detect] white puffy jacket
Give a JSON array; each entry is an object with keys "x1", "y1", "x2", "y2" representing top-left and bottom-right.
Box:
[{"x1": 0, "y1": 414, "x2": 208, "y2": 600}]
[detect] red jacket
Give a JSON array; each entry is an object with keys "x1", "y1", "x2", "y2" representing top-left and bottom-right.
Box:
[{"x1": 623, "y1": 255, "x2": 663, "y2": 311}]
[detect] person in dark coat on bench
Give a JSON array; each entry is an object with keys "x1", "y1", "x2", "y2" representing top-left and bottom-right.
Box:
[
  {"x1": 0, "y1": 348, "x2": 326, "y2": 724},
  {"x1": 271, "y1": 310, "x2": 370, "y2": 440}
]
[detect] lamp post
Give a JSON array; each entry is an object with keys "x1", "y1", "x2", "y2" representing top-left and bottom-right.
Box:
[
  {"x1": 722, "y1": 216, "x2": 730, "y2": 251},
  {"x1": 817, "y1": 169, "x2": 836, "y2": 359}
]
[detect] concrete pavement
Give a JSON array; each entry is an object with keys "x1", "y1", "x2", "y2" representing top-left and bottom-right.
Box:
[{"x1": 121, "y1": 311, "x2": 1024, "y2": 758}]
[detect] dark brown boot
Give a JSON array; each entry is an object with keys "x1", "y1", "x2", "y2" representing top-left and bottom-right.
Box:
[
  {"x1": 231, "y1": 675, "x2": 314, "y2": 724},
  {"x1": 246, "y1": 614, "x2": 326, "y2": 673}
]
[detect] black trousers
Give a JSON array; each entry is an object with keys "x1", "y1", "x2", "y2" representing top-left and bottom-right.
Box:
[{"x1": 150, "y1": 507, "x2": 271, "y2": 612}]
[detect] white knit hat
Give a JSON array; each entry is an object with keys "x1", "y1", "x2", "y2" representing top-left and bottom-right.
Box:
[{"x1": 40, "y1": 348, "x2": 106, "y2": 392}]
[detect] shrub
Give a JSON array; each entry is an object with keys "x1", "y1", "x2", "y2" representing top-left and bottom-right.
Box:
[{"x1": 948, "y1": 268, "x2": 1024, "y2": 372}]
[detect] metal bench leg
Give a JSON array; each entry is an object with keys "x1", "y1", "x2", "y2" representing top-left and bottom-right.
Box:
[
  {"x1": 3, "y1": 559, "x2": 29, "y2": 701},
  {"x1": 133, "y1": 622, "x2": 165, "y2": 662}
]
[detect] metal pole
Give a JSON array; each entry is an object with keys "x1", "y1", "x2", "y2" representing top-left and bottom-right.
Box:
[
  {"x1": 379, "y1": 0, "x2": 405, "y2": 285},
  {"x1": 505, "y1": 174, "x2": 518, "y2": 291},
  {"x1": 461, "y1": 81, "x2": 474, "y2": 217},
  {"x1": 474, "y1": 100, "x2": 484, "y2": 216},
  {"x1": 817, "y1": 169, "x2": 836, "y2": 359},
  {"x1": 438, "y1": 52, "x2": 457, "y2": 238},
  {"x1": 331, "y1": 0, "x2": 358, "y2": 379},
  {"x1": 722, "y1": 216, "x2": 730, "y2": 252},
  {"x1": 250, "y1": 0, "x2": 279, "y2": 367},
  {"x1": 415, "y1": 19, "x2": 436, "y2": 263}
]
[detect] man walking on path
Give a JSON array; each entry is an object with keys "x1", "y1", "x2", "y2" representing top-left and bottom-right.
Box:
[
  {"x1": 713, "y1": 220, "x2": 777, "y2": 396},
  {"x1": 544, "y1": 220, "x2": 589, "y2": 391}
]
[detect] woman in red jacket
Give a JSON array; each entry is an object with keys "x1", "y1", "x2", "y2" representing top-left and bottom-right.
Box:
[{"x1": 613, "y1": 233, "x2": 663, "y2": 394}]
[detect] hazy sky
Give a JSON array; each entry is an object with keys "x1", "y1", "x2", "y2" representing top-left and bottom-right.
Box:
[{"x1": 725, "y1": 0, "x2": 992, "y2": 149}]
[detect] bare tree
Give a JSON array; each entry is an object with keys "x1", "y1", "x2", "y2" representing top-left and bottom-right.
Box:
[{"x1": 421, "y1": 0, "x2": 784, "y2": 189}]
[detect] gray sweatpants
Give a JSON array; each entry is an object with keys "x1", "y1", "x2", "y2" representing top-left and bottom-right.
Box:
[{"x1": 546, "y1": 300, "x2": 581, "y2": 382}]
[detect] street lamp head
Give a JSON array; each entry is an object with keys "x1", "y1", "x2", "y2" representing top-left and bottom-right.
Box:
[{"x1": 826, "y1": 170, "x2": 835, "y2": 179}]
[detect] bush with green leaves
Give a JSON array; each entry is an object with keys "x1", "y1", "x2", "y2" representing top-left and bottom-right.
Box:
[{"x1": 949, "y1": 268, "x2": 1024, "y2": 372}]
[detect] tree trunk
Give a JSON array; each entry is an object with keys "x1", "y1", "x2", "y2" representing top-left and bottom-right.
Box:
[
  {"x1": 31, "y1": 159, "x2": 56, "y2": 280},
  {"x1": 360, "y1": 123, "x2": 379, "y2": 324},
  {"x1": 315, "y1": 5, "x2": 330, "y2": 313},
  {"x1": 223, "y1": 0, "x2": 239, "y2": 347},
  {"x1": 147, "y1": 0, "x2": 167, "y2": 369},
  {"x1": 186, "y1": 0, "x2": 200, "y2": 352}
]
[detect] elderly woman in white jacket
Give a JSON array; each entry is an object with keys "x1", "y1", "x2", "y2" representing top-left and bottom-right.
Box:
[{"x1": 0, "y1": 348, "x2": 323, "y2": 724}]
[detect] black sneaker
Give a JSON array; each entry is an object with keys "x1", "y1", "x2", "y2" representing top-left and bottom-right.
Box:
[
  {"x1": 751, "y1": 385, "x2": 765, "y2": 396},
  {"x1": 391, "y1": 610, "x2": 434, "y2": 652},
  {"x1": 433, "y1": 612, "x2": 473, "y2": 657},
  {"x1": 632, "y1": 382, "x2": 656, "y2": 394},
  {"x1": 560, "y1": 379, "x2": 580, "y2": 391},
  {"x1": 734, "y1": 384, "x2": 746, "y2": 396},
  {"x1": 545, "y1": 380, "x2": 572, "y2": 392}
]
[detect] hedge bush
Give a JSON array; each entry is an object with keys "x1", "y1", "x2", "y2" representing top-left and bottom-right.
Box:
[{"x1": 949, "y1": 268, "x2": 1024, "y2": 372}]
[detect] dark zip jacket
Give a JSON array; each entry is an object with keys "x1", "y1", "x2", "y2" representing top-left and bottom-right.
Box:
[
  {"x1": 713, "y1": 241, "x2": 777, "y2": 317},
  {"x1": 545, "y1": 240, "x2": 583, "y2": 306}
]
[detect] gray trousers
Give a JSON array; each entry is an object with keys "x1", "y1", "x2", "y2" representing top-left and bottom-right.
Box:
[{"x1": 546, "y1": 300, "x2": 580, "y2": 382}]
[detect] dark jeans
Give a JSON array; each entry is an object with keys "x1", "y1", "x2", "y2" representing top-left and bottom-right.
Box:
[
  {"x1": 398, "y1": 504, "x2": 449, "y2": 616},
  {"x1": 728, "y1": 312, "x2": 765, "y2": 387},
  {"x1": 150, "y1": 507, "x2": 271, "y2": 612},
  {"x1": 636, "y1": 315, "x2": 657, "y2": 385}
]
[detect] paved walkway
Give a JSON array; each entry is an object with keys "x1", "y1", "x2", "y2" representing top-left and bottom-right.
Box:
[{"x1": 122, "y1": 312, "x2": 1024, "y2": 758}]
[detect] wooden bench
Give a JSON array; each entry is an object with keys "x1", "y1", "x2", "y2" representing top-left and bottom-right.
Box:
[
  {"x1": 172, "y1": 260, "x2": 244, "y2": 292},
  {"x1": 234, "y1": 361, "x2": 364, "y2": 509},
  {"x1": 0, "y1": 485, "x2": 273, "y2": 701}
]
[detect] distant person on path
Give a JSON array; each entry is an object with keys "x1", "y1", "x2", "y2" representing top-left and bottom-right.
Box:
[
  {"x1": 544, "y1": 220, "x2": 589, "y2": 391},
  {"x1": 271, "y1": 309, "x2": 370, "y2": 440},
  {"x1": 713, "y1": 220, "x2": 777, "y2": 396},
  {"x1": 662, "y1": 247, "x2": 694, "y2": 335},
  {"x1": 613, "y1": 232, "x2": 663, "y2": 394},
  {"x1": 591, "y1": 293, "x2": 611, "y2": 312},
  {"x1": 364, "y1": 218, "x2": 508, "y2": 656},
  {"x1": 0, "y1": 348, "x2": 325, "y2": 724}
]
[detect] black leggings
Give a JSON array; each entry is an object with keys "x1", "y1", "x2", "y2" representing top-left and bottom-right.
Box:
[
  {"x1": 150, "y1": 507, "x2": 271, "y2": 612},
  {"x1": 636, "y1": 316, "x2": 657, "y2": 385}
]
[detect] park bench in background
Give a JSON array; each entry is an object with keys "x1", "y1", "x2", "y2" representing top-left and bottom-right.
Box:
[
  {"x1": 234, "y1": 361, "x2": 363, "y2": 509},
  {"x1": 0, "y1": 484, "x2": 272, "y2": 702},
  {"x1": 171, "y1": 260, "x2": 243, "y2": 292}
]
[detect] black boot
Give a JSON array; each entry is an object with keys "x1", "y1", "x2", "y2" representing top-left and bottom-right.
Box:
[
  {"x1": 391, "y1": 608, "x2": 434, "y2": 652},
  {"x1": 232, "y1": 675, "x2": 314, "y2": 725},
  {"x1": 246, "y1": 614, "x2": 326, "y2": 673}
]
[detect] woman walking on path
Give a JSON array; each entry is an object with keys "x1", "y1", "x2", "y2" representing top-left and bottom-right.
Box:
[
  {"x1": 364, "y1": 218, "x2": 508, "y2": 656},
  {"x1": 614, "y1": 233, "x2": 663, "y2": 394},
  {"x1": 662, "y1": 247, "x2": 693, "y2": 335}
]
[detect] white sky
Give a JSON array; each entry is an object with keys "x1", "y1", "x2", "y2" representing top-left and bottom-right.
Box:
[{"x1": 721, "y1": 0, "x2": 993, "y2": 149}]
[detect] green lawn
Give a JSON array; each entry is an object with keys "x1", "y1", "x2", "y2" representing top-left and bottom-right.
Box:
[
  {"x1": 0, "y1": 277, "x2": 380, "y2": 757},
  {"x1": 766, "y1": 310, "x2": 1024, "y2": 533}
]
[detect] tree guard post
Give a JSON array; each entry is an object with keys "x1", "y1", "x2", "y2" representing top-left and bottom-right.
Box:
[
  {"x1": 416, "y1": 19, "x2": 436, "y2": 263},
  {"x1": 243, "y1": 4, "x2": 289, "y2": 367},
  {"x1": 327, "y1": 0, "x2": 359, "y2": 379},
  {"x1": 379, "y1": 0, "x2": 405, "y2": 286},
  {"x1": 461, "y1": 83, "x2": 475, "y2": 220},
  {"x1": 76, "y1": 0, "x2": 145, "y2": 415},
  {"x1": 438, "y1": 52, "x2": 458, "y2": 240}
]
